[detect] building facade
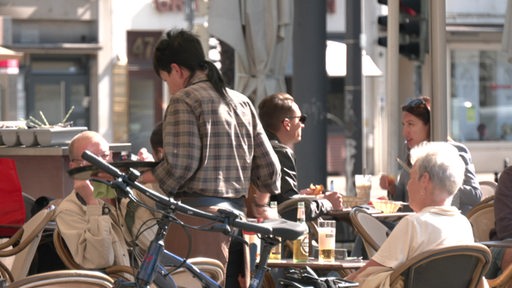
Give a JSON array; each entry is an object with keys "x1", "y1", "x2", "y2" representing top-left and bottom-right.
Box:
[
  {"x1": 0, "y1": 0, "x2": 510, "y2": 180},
  {"x1": 0, "y1": 0, "x2": 193, "y2": 152}
]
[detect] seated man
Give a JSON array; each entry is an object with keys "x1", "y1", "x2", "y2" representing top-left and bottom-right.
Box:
[
  {"x1": 346, "y1": 142, "x2": 475, "y2": 286},
  {"x1": 55, "y1": 131, "x2": 157, "y2": 269},
  {"x1": 255, "y1": 92, "x2": 343, "y2": 221}
]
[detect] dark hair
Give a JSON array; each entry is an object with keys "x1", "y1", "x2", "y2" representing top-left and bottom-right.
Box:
[
  {"x1": 258, "y1": 93, "x2": 296, "y2": 133},
  {"x1": 401, "y1": 96, "x2": 430, "y2": 125},
  {"x1": 153, "y1": 29, "x2": 229, "y2": 101},
  {"x1": 150, "y1": 121, "x2": 163, "y2": 152}
]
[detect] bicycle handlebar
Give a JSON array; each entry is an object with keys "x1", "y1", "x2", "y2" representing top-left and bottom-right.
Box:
[{"x1": 81, "y1": 150, "x2": 273, "y2": 236}]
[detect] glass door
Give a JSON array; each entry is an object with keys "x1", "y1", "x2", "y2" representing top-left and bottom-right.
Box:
[
  {"x1": 27, "y1": 75, "x2": 89, "y2": 128},
  {"x1": 128, "y1": 70, "x2": 162, "y2": 153},
  {"x1": 26, "y1": 56, "x2": 89, "y2": 128}
]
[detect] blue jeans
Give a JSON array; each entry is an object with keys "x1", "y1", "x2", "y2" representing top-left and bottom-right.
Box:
[{"x1": 486, "y1": 247, "x2": 505, "y2": 278}]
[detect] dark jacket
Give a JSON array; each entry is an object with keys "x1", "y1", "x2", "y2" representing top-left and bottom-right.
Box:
[{"x1": 266, "y1": 131, "x2": 332, "y2": 221}]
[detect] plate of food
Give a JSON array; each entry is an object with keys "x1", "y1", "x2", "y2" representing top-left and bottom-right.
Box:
[{"x1": 291, "y1": 184, "x2": 325, "y2": 199}]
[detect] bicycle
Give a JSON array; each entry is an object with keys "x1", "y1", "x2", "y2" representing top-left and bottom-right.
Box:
[{"x1": 79, "y1": 150, "x2": 307, "y2": 288}]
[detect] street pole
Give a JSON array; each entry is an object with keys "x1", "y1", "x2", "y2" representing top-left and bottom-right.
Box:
[
  {"x1": 293, "y1": 0, "x2": 327, "y2": 188},
  {"x1": 386, "y1": 0, "x2": 401, "y2": 177},
  {"x1": 430, "y1": 0, "x2": 448, "y2": 141},
  {"x1": 344, "y1": 0, "x2": 363, "y2": 195}
]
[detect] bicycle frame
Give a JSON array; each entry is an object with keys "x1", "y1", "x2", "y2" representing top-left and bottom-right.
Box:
[
  {"x1": 81, "y1": 150, "x2": 305, "y2": 288},
  {"x1": 112, "y1": 191, "x2": 223, "y2": 288}
]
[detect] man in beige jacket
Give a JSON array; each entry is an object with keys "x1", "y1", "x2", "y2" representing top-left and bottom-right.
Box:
[{"x1": 55, "y1": 131, "x2": 157, "y2": 269}]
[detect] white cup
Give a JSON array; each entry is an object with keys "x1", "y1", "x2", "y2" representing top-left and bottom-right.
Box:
[
  {"x1": 318, "y1": 220, "x2": 336, "y2": 262},
  {"x1": 355, "y1": 174, "x2": 372, "y2": 203}
]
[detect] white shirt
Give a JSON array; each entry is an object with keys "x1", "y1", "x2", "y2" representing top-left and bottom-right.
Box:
[{"x1": 372, "y1": 206, "x2": 474, "y2": 268}]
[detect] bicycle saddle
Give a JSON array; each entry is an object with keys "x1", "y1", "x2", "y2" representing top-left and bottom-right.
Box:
[{"x1": 262, "y1": 219, "x2": 307, "y2": 240}]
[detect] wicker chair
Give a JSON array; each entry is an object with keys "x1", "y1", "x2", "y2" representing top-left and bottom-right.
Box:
[
  {"x1": 349, "y1": 207, "x2": 390, "y2": 258},
  {"x1": 7, "y1": 269, "x2": 114, "y2": 288},
  {"x1": 277, "y1": 197, "x2": 319, "y2": 259},
  {"x1": 52, "y1": 228, "x2": 136, "y2": 282},
  {"x1": 466, "y1": 201, "x2": 495, "y2": 242},
  {"x1": 479, "y1": 181, "x2": 497, "y2": 203},
  {"x1": 0, "y1": 204, "x2": 56, "y2": 283},
  {"x1": 389, "y1": 244, "x2": 491, "y2": 288},
  {"x1": 168, "y1": 257, "x2": 225, "y2": 288}
]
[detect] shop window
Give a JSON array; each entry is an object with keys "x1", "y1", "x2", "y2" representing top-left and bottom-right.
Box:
[{"x1": 450, "y1": 49, "x2": 512, "y2": 141}]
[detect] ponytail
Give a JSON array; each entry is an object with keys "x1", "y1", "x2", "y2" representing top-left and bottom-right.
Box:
[{"x1": 201, "y1": 60, "x2": 230, "y2": 103}]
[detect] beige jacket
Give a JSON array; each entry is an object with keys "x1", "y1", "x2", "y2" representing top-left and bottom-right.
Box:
[{"x1": 55, "y1": 189, "x2": 158, "y2": 269}]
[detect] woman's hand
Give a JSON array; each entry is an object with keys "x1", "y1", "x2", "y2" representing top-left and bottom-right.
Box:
[
  {"x1": 379, "y1": 174, "x2": 396, "y2": 198},
  {"x1": 380, "y1": 174, "x2": 396, "y2": 189}
]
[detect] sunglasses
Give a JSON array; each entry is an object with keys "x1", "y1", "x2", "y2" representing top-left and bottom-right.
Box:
[
  {"x1": 402, "y1": 98, "x2": 430, "y2": 112},
  {"x1": 402, "y1": 98, "x2": 430, "y2": 124},
  {"x1": 286, "y1": 115, "x2": 307, "y2": 124},
  {"x1": 71, "y1": 151, "x2": 112, "y2": 166},
  {"x1": 404, "y1": 98, "x2": 426, "y2": 108}
]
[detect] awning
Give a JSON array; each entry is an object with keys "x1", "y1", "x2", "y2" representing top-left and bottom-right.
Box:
[
  {"x1": 208, "y1": 0, "x2": 293, "y2": 104},
  {"x1": 0, "y1": 46, "x2": 22, "y2": 61},
  {"x1": 326, "y1": 40, "x2": 383, "y2": 77}
]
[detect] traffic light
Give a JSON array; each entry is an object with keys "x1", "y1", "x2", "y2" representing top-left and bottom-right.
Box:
[{"x1": 377, "y1": 0, "x2": 428, "y2": 62}]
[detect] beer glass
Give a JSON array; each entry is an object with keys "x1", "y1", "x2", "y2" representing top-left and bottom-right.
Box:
[{"x1": 318, "y1": 220, "x2": 336, "y2": 262}]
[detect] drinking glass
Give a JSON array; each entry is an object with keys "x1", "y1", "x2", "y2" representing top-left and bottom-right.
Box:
[
  {"x1": 355, "y1": 174, "x2": 372, "y2": 204},
  {"x1": 318, "y1": 220, "x2": 336, "y2": 262}
]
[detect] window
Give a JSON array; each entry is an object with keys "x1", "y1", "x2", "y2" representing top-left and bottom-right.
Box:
[{"x1": 450, "y1": 48, "x2": 512, "y2": 141}]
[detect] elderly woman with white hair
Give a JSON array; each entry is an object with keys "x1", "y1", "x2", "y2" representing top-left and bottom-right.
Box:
[{"x1": 346, "y1": 141, "x2": 477, "y2": 286}]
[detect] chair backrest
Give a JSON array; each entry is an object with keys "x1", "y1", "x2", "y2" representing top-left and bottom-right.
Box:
[
  {"x1": 22, "y1": 192, "x2": 36, "y2": 221},
  {"x1": 349, "y1": 207, "x2": 390, "y2": 257},
  {"x1": 466, "y1": 202, "x2": 495, "y2": 242},
  {"x1": 7, "y1": 269, "x2": 114, "y2": 288},
  {"x1": 487, "y1": 261, "x2": 512, "y2": 288},
  {"x1": 480, "y1": 195, "x2": 495, "y2": 205},
  {"x1": 277, "y1": 197, "x2": 315, "y2": 222},
  {"x1": 169, "y1": 257, "x2": 225, "y2": 288},
  {"x1": 53, "y1": 227, "x2": 136, "y2": 281},
  {"x1": 0, "y1": 258, "x2": 13, "y2": 283},
  {"x1": 389, "y1": 244, "x2": 491, "y2": 288},
  {"x1": 479, "y1": 181, "x2": 497, "y2": 202},
  {"x1": 52, "y1": 228, "x2": 83, "y2": 270},
  {"x1": 0, "y1": 204, "x2": 56, "y2": 281},
  {"x1": 278, "y1": 197, "x2": 319, "y2": 259}
]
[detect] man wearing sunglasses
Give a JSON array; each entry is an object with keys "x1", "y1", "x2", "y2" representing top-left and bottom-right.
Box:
[{"x1": 255, "y1": 92, "x2": 343, "y2": 221}]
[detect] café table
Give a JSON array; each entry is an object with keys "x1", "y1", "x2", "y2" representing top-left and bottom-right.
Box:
[
  {"x1": 479, "y1": 240, "x2": 512, "y2": 248},
  {"x1": 267, "y1": 258, "x2": 367, "y2": 277}
]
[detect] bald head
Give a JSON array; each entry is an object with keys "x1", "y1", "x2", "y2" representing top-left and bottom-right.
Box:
[{"x1": 68, "y1": 131, "x2": 110, "y2": 168}]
